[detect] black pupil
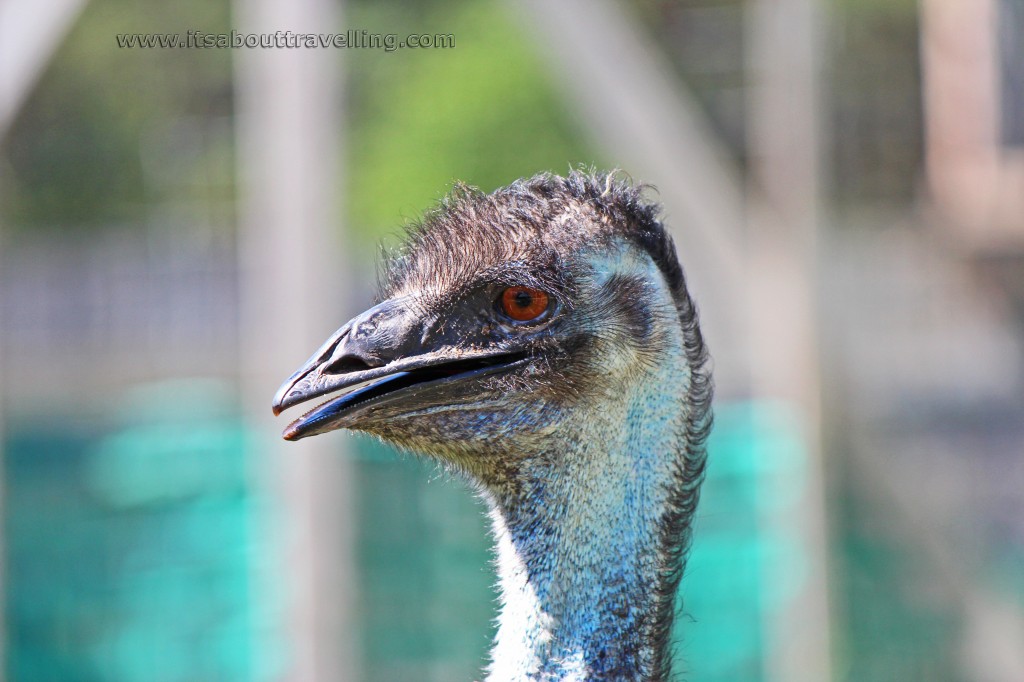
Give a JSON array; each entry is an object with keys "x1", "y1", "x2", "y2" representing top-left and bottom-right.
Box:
[{"x1": 513, "y1": 291, "x2": 533, "y2": 308}]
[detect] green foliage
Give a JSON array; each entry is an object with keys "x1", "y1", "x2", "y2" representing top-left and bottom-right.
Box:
[
  {"x1": 832, "y1": 0, "x2": 919, "y2": 19},
  {"x1": 3, "y1": 0, "x2": 598, "y2": 237},
  {"x1": 2, "y1": 0, "x2": 233, "y2": 229},
  {"x1": 346, "y1": 0, "x2": 599, "y2": 247}
]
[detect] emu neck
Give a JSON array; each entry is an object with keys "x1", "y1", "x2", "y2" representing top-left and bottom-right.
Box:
[{"x1": 484, "y1": 372, "x2": 686, "y2": 681}]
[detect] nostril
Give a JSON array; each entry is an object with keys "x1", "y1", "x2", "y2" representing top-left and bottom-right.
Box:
[{"x1": 323, "y1": 353, "x2": 376, "y2": 375}]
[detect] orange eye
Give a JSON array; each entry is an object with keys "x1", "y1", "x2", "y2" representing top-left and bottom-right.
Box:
[{"x1": 500, "y1": 286, "x2": 550, "y2": 322}]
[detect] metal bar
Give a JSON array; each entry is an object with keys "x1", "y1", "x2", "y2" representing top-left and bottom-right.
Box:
[
  {"x1": 232, "y1": 2, "x2": 355, "y2": 680},
  {"x1": 0, "y1": 0, "x2": 88, "y2": 139},
  {"x1": 745, "y1": 0, "x2": 833, "y2": 680}
]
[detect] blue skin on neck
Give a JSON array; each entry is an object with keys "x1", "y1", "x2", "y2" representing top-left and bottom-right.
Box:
[{"x1": 483, "y1": 252, "x2": 691, "y2": 681}]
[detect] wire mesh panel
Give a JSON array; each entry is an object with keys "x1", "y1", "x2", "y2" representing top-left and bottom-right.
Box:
[
  {"x1": 353, "y1": 438, "x2": 495, "y2": 682},
  {"x1": 4, "y1": 380, "x2": 272, "y2": 682},
  {"x1": 352, "y1": 402, "x2": 810, "y2": 682}
]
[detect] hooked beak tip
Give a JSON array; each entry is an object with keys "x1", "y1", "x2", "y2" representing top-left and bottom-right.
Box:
[{"x1": 272, "y1": 377, "x2": 302, "y2": 417}]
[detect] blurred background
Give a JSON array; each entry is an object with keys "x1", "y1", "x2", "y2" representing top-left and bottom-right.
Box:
[{"x1": 2, "y1": 0, "x2": 1023, "y2": 680}]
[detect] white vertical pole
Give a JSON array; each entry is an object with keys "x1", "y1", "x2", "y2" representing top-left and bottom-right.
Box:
[
  {"x1": 745, "y1": 1, "x2": 833, "y2": 681},
  {"x1": 0, "y1": 0, "x2": 89, "y2": 136},
  {"x1": 233, "y1": 5, "x2": 355, "y2": 682}
]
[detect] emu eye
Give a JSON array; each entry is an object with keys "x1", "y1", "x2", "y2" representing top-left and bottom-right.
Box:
[{"x1": 499, "y1": 286, "x2": 550, "y2": 322}]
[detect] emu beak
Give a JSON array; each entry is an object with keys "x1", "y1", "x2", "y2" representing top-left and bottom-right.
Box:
[{"x1": 271, "y1": 297, "x2": 527, "y2": 441}]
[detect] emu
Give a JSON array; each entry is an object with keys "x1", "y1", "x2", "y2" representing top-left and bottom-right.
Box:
[{"x1": 272, "y1": 171, "x2": 712, "y2": 681}]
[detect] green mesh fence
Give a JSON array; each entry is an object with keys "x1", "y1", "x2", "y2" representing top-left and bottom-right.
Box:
[
  {"x1": 835, "y1": 456, "x2": 963, "y2": 681},
  {"x1": 4, "y1": 380, "x2": 270, "y2": 682},
  {"x1": 354, "y1": 442, "x2": 495, "y2": 682},
  {"x1": 5, "y1": 390, "x2": 977, "y2": 681},
  {"x1": 352, "y1": 401, "x2": 811, "y2": 681}
]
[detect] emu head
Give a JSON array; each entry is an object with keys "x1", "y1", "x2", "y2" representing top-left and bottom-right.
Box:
[{"x1": 272, "y1": 171, "x2": 709, "y2": 491}]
